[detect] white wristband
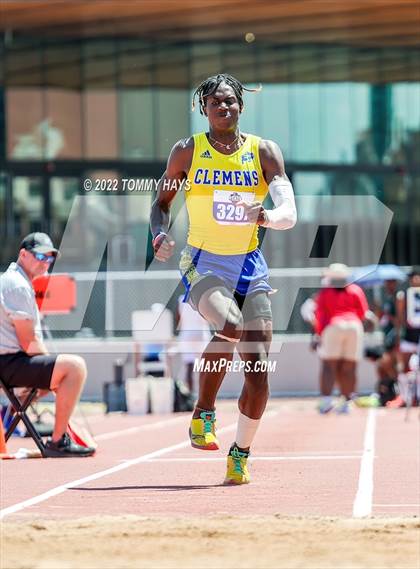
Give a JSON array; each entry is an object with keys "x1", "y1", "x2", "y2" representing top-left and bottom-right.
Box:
[
  {"x1": 152, "y1": 232, "x2": 167, "y2": 247},
  {"x1": 262, "y1": 178, "x2": 297, "y2": 230}
]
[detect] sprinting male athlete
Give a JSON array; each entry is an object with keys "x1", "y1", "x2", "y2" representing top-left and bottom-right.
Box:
[{"x1": 150, "y1": 74, "x2": 297, "y2": 484}]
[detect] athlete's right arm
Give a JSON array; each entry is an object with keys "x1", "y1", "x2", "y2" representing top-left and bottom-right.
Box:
[{"x1": 150, "y1": 138, "x2": 193, "y2": 262}]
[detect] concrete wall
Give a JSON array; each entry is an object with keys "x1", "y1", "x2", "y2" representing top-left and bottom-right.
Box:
[{"x1": 46, "y1": 335, "x2": 378, "y2": 401}]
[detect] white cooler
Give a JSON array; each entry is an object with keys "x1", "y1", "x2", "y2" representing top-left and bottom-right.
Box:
[
  {"x1": 149, "y1": 377, "x2": 174, "y2": 414},
  {"x1": 125, "y1": 377, "x2": 150, "y2": 415}
]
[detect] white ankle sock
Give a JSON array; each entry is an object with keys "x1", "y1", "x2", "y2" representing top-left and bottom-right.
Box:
[{"x1": 235, "y1": 412, "x2": 261, "y2": 449}]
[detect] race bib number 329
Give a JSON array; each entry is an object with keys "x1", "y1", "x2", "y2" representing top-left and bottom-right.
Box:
[{"x1": 213, "y1": 190, "x2": 255, "y2": 225}]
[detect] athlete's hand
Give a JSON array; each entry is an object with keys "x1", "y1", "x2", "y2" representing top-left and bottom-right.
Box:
[
  {"x1": 152, "y1": 233, "x2": 175, "y2": 262},
  {"x1": 237, "y1": 201, "x2": 268, "y2": 225}
]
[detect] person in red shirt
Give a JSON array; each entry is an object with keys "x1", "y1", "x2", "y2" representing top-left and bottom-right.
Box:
[{"x1": 314, "y1": 263, "x2": 370, "y2": 414}]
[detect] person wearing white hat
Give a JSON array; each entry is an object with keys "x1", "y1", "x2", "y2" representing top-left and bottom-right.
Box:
[{"x1": 314, "y1": 263, "x2": 371, "y2": 413}]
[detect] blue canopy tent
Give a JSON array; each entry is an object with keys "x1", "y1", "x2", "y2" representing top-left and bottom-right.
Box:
[{"x1": 352, "y1": 264, "x2": 407, "y2": 287}]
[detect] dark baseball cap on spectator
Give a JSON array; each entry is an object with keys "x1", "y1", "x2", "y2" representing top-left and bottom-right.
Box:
[{"x1": 20, "y1": 232, "x2": 59, "y2": 256}]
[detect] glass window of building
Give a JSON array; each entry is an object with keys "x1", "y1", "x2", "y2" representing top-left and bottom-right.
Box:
[
  {"x1": 319, "y1": 47, "x2": 351, "y2": 82},
  {"x1": 156, "y1": 89, "x2": 190, "y2": 159},
  {"x1": 259, "y1": 84, "x2": 291, "y2": 159},
  {"x1": 289, "y1": 45, "x2": 321, "y2": 83},
  {"x1": 289, "y1": 83, "x2": 323, "y2": 163},
  {"x1": 84, "y1": 41, "x2": 116, "y2": 88},
  {"x1": 380, "y1": 173, "x2": 419, "y2": 265},
  {"x1": 407, "y1": 49, "x2": 420, "y2": 81},
  {"x1": 349, "y1": 84, "x2": 371, "y2": 164},
  {"x1": 223, "y1": 43, "x2": 258, "y2": 85},
  {"x1": 190, "y1": 44, "x2": 223, "y2": 85},
  {"x1": 236, "y1": 83, "x2": 258, "y2": 135},
  {"x1": 44, "y1": 43, "x2": 82, "y2": 89},
  {"x1": 350, "y1": 48, "x2": 381, "y2": 83},
  {"x1": 255, "y1": 45, "x2": 291, "y2": 84},
  {"x1": 50, "y1": 177, "x2": 80, "y2": 246},
  {"x1": 321, "y1": 83, "x2": 352, "y2": 163},
  {"x1": 190, "y1": 91, "x2": 208, "y2": 134},
  {"x1": 83, "y1": 41, "x2": 118, "y2": 159},
  {"x1": 66, "y1": 171, "x2": 122, "y2": 269},
  {"x1": 119, "y1": 40, "x2": 153, "y2": 87},
  {"x1": 12, "y1": 177, "x2": 45, "y2": 236},
  {"x1": 44, "y1": 90, "x2": 82, "y2": 159},
  {"x1": 7, "y1": 88, "x2": 44, "y2": 159},
  {"x1": 119, "y1": 89, "x2": 155, "y2": 159},
  {"x1": 155, "y1": 44, "x2": 189, "y2": 87},
  {"x1": 123, "y1": 192, "x2": 154, "y2": 265},
  {"x1": 390, "y1": 83, "x2": 420, "y2": 165},
  {"x1": 5, "y1": 41, "x2": 43, "y2": 87},
  {"x1": 293, "y1": 171, "x2": 417, "y2": 266},
  {"x1": 83, "y1": 90, "x2": 118, "y2": 159}
]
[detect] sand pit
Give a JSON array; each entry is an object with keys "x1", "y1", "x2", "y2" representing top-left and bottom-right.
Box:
[{"x1": 1, "y1": 515, "x2": 419, "y2": 568}]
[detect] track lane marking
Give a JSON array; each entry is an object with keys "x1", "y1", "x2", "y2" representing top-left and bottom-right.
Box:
[
  {"x1": 353, "y1": 408, "x2": 377, "y2": 518},
  {"x1": 140, "y1": 455, "x2": 363, "y2": 462},
  {"x1": 0, "y1": 424, "x2": 235, "y2": 519},
  {"x1": 0, "y1": 411, "x2": 277, "y2": 519},
  {"x1": 94, "y1": 415, "x2": 189, "y2": 441},
  {"x1": 373, "y1": 503, "x2": 420, "y2": 507}
]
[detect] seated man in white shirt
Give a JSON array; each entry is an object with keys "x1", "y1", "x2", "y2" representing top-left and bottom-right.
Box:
[{"x1": 0, "y1": 232, "x2": 94, "y2": 457}]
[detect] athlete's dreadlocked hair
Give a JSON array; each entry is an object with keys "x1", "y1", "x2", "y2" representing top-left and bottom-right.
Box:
[{"x1": 191, "y1": 74, "x2": 262, "y2": 115}]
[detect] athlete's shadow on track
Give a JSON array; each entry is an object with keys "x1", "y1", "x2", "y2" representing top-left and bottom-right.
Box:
[{"x1": 70, "y1": 484, "x2": 225, "y2": 491}]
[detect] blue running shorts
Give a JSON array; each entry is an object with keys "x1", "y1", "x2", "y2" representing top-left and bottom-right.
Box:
[{"x1": 179, "y1": 245, "x2": 274, "y2": 304}]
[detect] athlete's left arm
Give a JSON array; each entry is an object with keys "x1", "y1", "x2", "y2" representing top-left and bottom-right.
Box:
[{"x1": 257, "y1": 139, "x2": 297, "y2": 230}]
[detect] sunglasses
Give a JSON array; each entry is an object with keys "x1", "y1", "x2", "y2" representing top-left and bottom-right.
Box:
[{"x1": 31, "y1": 251, "x2": 56, "y2": 264}]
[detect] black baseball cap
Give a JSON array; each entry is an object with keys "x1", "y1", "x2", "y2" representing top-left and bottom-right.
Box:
[{"x1": 20, "y1": 232, "x2": 59, "y2": 256}]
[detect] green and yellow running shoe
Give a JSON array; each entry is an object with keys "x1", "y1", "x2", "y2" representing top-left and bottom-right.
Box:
[
  {"x1": 189, "y1": 410, "x2": 219, "y2": 451},
  {"x1": 224, "y1": 444, "x2": 250, "y2": 485}
]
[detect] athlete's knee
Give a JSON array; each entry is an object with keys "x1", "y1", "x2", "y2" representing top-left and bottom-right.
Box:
[
  {"x1": 245, "y1": 372, "x2": 270, "y2": 398},
  {"x1": 244, "y1": 357, "x2": 270, "y2": 392},
  {"x1": 242, "y1": 318, "x2": 272, "y2": 345},
  {"x1": 216, "y1": 310, "x2": 244, "y2": 342}
]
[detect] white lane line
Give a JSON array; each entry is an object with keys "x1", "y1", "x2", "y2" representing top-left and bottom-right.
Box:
[
  {"x1": 277, "y1": 450, "x2": 364, "y2": 456},
  {"x1": 0, "y1": 424, "x2": 234, "y2": 519},
  {"x1": 373, "y1": 504, "x2": 420, "y2": 508},
  {"x1": 37, "y1": 416, "x2": 188, "y2": 444},
  {"x1": 0, "y1": 410, "x2": 276, "y2": 519},
  {"x1": 143, "y1": 455, "x2": 363, "y2": 462},
  {"x1": 353, "y1": 408, "x2": 377, "y2": 518},
  {"x1": 95, "y1": 415, "x2": 188, "y2": 441}
]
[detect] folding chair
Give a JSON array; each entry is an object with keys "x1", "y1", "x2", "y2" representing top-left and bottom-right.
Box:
[{"x1": 0, "y1": 378, "x2": 47, "y2": 456}]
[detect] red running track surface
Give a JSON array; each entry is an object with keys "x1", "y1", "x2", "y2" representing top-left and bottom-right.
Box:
[{"x1": 1, "y1": 400, "x2": 419, "y2": 521}]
